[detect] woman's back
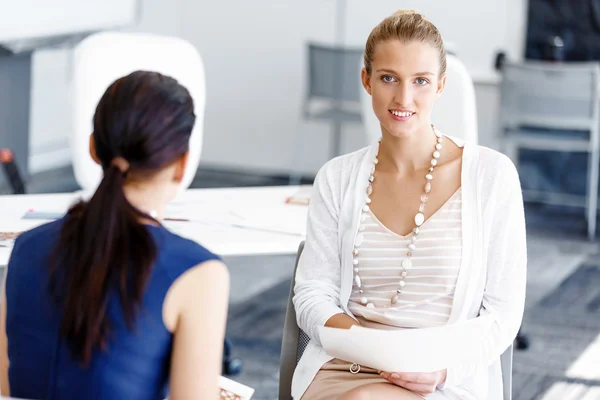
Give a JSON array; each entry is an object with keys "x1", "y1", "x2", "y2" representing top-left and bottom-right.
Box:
[
  {"x1": 5, "y1": 219, "x2": 219, "y2": 400},
  {"x1": 1, "y1": 70, "x2": 228, "y2": 400}
]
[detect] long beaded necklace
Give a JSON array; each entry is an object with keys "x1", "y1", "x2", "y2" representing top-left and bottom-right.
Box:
[{"x1": 353, "y1": 125, "x2": 443, "y2": 308}]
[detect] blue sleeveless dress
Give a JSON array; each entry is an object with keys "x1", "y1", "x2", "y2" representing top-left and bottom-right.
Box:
[{"x1": 5, "y1": 219, "x2": 219, "y2": 400}]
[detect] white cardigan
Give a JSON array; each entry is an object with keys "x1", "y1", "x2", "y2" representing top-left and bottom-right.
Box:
[{"x1": 292, "y1": 136, "x2": 527, "y2": 400}]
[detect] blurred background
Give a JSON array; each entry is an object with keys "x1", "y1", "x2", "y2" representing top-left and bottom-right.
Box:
[{"x1": 1, "y1": 1, "x2": 599, "y2": 399}]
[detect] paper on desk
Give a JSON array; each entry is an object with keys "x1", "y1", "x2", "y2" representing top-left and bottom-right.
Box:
[
  {"x1": 0, "y1": 231, "x2": 23, "y2": 248},
  {"x1": 1, "y1": 220, "x2": 49, "y2": 246},
  {"x1": 165, "y1": 202, "x2": 307, "y2": 236},
  {"x1": 0, "y1": 220, "x2": 50, "y2": 267},
  {"x1": 285, "y1": 186, "x2": 312, "y2": 205},
  {"x1": 227, "y1": 206, "x2": 307, "y2": 236},
  {"x1": 318, "y1": 315, "x2": 494, "y2": 373}
]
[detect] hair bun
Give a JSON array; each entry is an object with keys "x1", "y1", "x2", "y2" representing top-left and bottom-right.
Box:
[{"x1": 393, "y1": 9, "x2": 424, "y2": 18}]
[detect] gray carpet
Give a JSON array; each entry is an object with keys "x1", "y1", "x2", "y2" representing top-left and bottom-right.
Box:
[
  {"x1": 225, "y1": 280, "x2": 290, "y2": 399},
  {"x1": 225, "y1": 262, "x2": 600, "y2": 400},
  {"x1": 513, "y1": 264, "x2": 600, "y2": 400}
]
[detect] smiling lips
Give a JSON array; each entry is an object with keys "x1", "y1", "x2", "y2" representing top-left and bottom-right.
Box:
[{"x1": 389, "y1": 109, "x2": 415, "y2": 121}]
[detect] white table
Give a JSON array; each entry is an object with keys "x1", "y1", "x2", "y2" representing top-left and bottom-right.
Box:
[{"x1": 0, "y1": 185, "x2": 310, "y2": 267}]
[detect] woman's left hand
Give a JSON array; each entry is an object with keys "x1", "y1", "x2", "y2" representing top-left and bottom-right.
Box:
[{"x1": 379, "y1": 370, "x2": 447, "y2": 395}]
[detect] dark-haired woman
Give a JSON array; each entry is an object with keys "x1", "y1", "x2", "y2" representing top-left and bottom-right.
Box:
[{"x1": 0, "y1": 70, "x2": 229, "y2": 400}]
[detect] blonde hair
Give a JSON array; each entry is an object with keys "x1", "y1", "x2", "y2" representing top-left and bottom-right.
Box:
[{"x1": 364, "y1": 9, "x2": 446, "y2": 76}]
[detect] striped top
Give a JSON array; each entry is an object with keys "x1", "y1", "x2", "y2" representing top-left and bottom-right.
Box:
[{"x1": 348, "y1": 188, "x2": 462, "y2": 329}]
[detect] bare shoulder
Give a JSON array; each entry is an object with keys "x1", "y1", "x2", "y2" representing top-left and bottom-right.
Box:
[
  {"x1": 163, "y1": 260, "x2": 230, "y2": 332},
  {"x1": 173, "y1": 260, "x2": 230, "y2": 301},
  {"x1": 169, "y1": 259, "x2": 229, "y2": 291},
  {"x1": 183, "y1": 260, "x2": 229, "y2": 282}
]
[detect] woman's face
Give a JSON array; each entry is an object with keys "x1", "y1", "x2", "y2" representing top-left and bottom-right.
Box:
[{"x1": 362, "y1": 40, "x2": 446, "y2": 139}]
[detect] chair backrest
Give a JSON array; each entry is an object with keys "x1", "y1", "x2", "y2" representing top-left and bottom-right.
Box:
[
  {"x1": 70, "y1": 31, "x2": 206, "y2": 192},
  {"x1": 279, "y1": 241, "x2": 513, "y2": 400},
  {"x1": 500, "y1": 343, "x2": 513, "y2": 400},
  {"x1": 499, "y1": 61, "x2": 600, "y2": 132},
  {"x1": 279, "y1": 242, "x2": 304, "y2": 399},
  {"x1": 305, "y1": 43, "x2": 364, "y2": 107},
  {"x1": 359, "y1": 53, "x2": 478, "y2": 144},
  {"x1": 432, "y1": 55, "x2": 478, "y2": 144}
]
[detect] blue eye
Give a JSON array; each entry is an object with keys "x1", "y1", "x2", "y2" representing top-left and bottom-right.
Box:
[
  {"x1": 382, "y1": 75, "x2": 396, "y2": 83},
  {"x1": 415, "y1": 78, "x2": 429, "y2": 85}
]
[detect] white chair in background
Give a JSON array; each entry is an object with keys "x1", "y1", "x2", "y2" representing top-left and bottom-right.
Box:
[
  {"x1": 360, "y1": 53, "x2": 478, "y2": 144},
  {"x1": 433, "y1": 55, "x2": 478, "y2": 144},
  {"x1": 70, "y1": 31, "x2": 206, "y2": 192}
]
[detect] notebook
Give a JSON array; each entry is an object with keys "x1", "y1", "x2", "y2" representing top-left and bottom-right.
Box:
[
  {"x1": 285, "y1": 186, "x2": 312, "y2": 206},
  {"x1": 0, "y1": 231, "x2": 23, "y2": 247}
]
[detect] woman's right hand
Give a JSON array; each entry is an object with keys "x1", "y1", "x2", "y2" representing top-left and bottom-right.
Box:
[{"x1": 325, "y1": 313, "x2": 361, "y2": 329}]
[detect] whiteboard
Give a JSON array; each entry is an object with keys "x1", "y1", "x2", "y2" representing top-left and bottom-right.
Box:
[
  {"x1": 343, "y1": 0, "x2": 528, "y2": 83},
  {"x1": 0, "y1": 0, "x2": 139, "y2": 42}
]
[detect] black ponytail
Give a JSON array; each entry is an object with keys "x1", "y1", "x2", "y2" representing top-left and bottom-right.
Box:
[{"x1": 49, "y1": 71, "x2": 195, "y2": 365}]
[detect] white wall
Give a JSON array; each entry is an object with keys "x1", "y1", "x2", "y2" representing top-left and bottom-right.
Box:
[
  {"x1": 28, "y1": 0, "x2": 183, "y2": 173},
  {"x1": 178, "y1": 0, "x2": 343, "y2": 175},
  {"x1": 474, "y1": 82, "x2": 502, "y2": 149},
  {"x1": 28, "y1": 0, "x2": 526, "y2": 176},
  {"x1": 1, "y1": 0, "x2": 138, "y2": 42}
]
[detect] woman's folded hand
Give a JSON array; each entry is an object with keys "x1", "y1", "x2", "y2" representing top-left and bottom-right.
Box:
[{"x1": 378, "y1": 369, "x2": 447, "y2": 396}]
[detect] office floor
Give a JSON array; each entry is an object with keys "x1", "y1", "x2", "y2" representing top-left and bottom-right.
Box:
[{"x1": 5, "y1": 165, "x2": 600, "y2": 399}]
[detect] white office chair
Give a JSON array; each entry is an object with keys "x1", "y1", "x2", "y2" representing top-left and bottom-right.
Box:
[
  {"x1": 360, "y1": 53, "x2": 478, "y2": 144},
  {"x1": 70, "y1": 31, "x2": 206, "y2": 192}
]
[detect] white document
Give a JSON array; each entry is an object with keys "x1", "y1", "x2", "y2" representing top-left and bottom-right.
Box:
[
  {"x1": 219, "y1": 375, "x2": 255, "y2": 399},
  {"x1": 165, "y1": 202, "x2": 306, "y2": 237},
  {"x1": 226, "y1": 206, "x2": 307, "y2": 236},
  {"x1": 162, "y1": 376, "x2": 254, "y2": 400},
  {"x1": 318, "y1": 315, "x2": 495, "y2": 373}
]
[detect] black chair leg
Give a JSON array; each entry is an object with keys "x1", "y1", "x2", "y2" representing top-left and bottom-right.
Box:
[
  {"x1": 0, "y1": 148, "x2": 26, "y2": 194},
  {"x1": 515, "y1": 329, "x2": 530, "y2": 350},
  {"x1": 222, "y1": 337, "x2": 242, "y2": 376}
]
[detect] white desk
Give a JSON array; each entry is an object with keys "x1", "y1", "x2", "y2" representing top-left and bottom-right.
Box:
[{"x1": 0, "y1": 185, "x2": 310, "y2": 267}]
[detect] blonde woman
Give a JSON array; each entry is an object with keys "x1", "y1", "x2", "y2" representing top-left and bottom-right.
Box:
[{"x1": 293, "y1": 10, "x2": 526, "y2": 400}]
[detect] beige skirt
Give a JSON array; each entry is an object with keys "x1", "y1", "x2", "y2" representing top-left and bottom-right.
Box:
[{"x1": 301, "y1": 358, "x2": 426, "y2": 400}]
